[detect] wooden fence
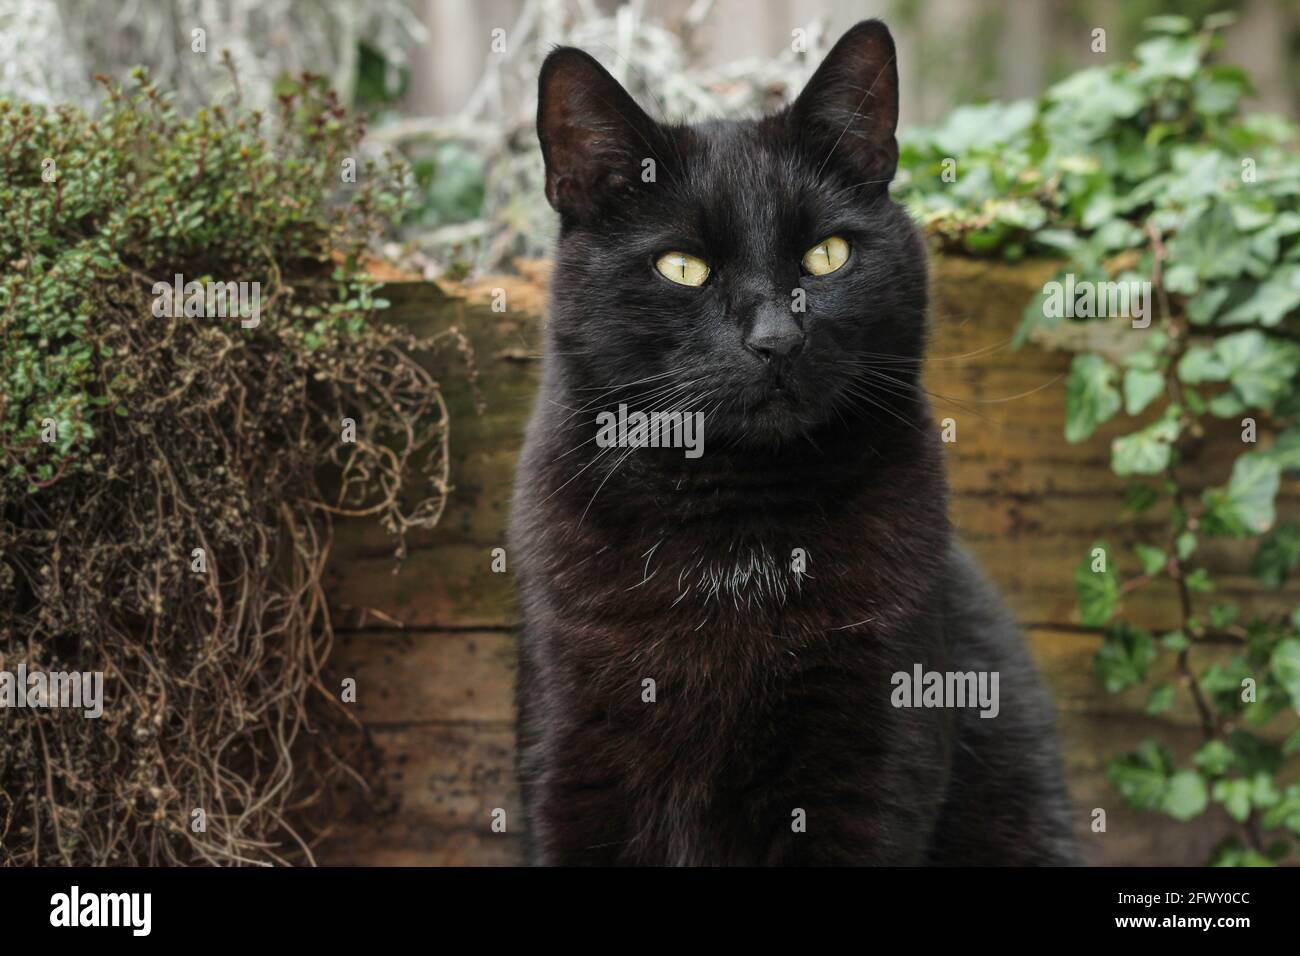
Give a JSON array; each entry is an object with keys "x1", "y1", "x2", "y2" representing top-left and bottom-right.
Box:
[{"x1": 314, "y1": 256, "x2": 1297, "y2": 865}]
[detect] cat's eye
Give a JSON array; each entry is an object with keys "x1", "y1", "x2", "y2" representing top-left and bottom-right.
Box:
[
  {"x1": 655, "y1": 251, "x2": 710, "y2": 287},
  {"x1": 802, "y1": 236, "x2": 850, "y2": 276}
]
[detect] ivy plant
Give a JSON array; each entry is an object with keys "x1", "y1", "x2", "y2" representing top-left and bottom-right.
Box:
[{"x1": 898, "y1": 14, "x2": 1300, "y2": 865}]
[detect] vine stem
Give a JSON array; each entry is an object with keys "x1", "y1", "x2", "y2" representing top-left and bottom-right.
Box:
[{"x1": 1147, "y1": 221, "x2": 1265, "y2": 856}]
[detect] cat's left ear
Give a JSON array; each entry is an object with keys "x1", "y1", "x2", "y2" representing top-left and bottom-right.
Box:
[
  {"x1": 789, "y1": 19, "x2": 899, "y2": 184},
  {"x1": 537, "y1": 48, "x2": 664, "y2": 223}
]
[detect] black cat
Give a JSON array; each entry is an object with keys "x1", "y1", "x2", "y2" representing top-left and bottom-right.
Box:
[{"x1": 510, "y1": 19, "x2": 1078, "y2": 865}]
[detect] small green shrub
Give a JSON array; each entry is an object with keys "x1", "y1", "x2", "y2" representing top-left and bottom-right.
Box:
[
  {"x1": 899, "y1": 14, "x2": 1300, "y2": 865},
  {"x1": 0, "y1": 61, "x2": 452, "y2": 865}
]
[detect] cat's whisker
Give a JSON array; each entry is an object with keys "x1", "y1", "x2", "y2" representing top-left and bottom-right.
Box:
[
  {"x1": 576, "y1": 386, "x2": 723, "y2": 526},
  {"x1": 842, "y1": 364, "x2": 997, "y2": 424}
]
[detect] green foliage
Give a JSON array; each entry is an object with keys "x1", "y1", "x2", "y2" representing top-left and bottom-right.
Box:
[
  {"x1": 0, "y1": 64, "x2": 452, "y2": 865},
  {"x1": 1, "y1": 63, "x2": 412, "y2": 490},
  {"x1": 900, "y1": 15, "x2": 1300, "y2": 865}
]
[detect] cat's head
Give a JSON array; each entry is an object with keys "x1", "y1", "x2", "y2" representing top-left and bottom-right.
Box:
[{"x1": 538, "y1": 20, "x2": 927, "y2": 450}]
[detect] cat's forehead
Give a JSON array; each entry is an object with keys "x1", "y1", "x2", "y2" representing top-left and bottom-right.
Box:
[
  {"x1": 677, "y1": 118, "x2": 801, "y2": 190},
  {"x1": 658, "y1": 118, "x2": 819, "y2": 242}
]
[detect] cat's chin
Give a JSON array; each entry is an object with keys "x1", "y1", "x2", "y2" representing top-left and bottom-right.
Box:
[{"x1": 725, "y1": 392, "x2": 827, "y2": 448}]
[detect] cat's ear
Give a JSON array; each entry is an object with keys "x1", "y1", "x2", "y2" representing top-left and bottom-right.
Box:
[
  {"x1": 790, "y1": 19, "x2": 899, "y2": 185},
  {"x1": 537, "y1": 48, "x2": 663, "y2": 223}
]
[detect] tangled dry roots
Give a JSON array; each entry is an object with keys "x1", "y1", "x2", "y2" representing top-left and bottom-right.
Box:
[{"x1": 0, "y1": 273, "x2": 457, "y2": 865}]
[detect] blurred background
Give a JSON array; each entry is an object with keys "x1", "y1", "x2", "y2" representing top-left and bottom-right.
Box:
[{"x1": 3, "y1": 0, "x2": 1297, "y2": 277}]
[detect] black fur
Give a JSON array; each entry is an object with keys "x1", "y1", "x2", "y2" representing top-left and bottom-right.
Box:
[{"x1": 510, "y1": 20, "x2": 1078, "y2": 865}]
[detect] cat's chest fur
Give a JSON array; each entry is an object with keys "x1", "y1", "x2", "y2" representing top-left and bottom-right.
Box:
[{"x1": 510, "y1": 425, "x2": 956, "y2": 864}]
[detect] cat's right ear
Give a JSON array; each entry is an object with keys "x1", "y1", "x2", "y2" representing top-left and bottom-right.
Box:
[
  {"x1": 537, "y1": 48, "x2": 662, "y2": 223},
  {"x1": 790, "y1": 20, "x2": 899, "y2": 185}
]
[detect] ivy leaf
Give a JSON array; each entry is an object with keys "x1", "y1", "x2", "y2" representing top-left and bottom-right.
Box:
[
  {"x1": 1212, "y1": 778, "x2": 1253, "y2": 822},
  {"x1": 1134, "y1": 543, "x2": 1166, "y2": 576},
  {"x1": 1213, "y1": 453, "x2": 1281, "y2": 535},
  {"x1": 1143, "y1": 14, "x2": 1193, "y2": 34},
  {"x1": 1283, "y1": 727, "x2": 1300, "y2": 757},
  {"x1": 1177, "y1": 344, "x2": 1227, "y2": 383},
  {"x1": 1124, "y1": 484, "x2": 1160, "y2": 514},
  {"x1": 1207, "y1": 603, "x2": 1239, "y2": 628},
  {"x1": 1261, "y1": 784, "x2": 1300, "y2": 835},
  {"x1": 1065, "y1": 354, "x2": 1121, "y2": 443},
  {"x1": 1194, "y1": 739, "x2": 1235, "y2": 776},
  {"x1": 1161, "y1": 630, "x2": 1190, "y2": 652},
  {"x1": 1135, "y1": 34, "x2": 1202, "y2": 81},
  {"x1": 1227, "y1": 730, "x2": 1282, "y2": 776},
  {"x1": 1076, "y1": 542, "x2": 1119, "y2": 627},
  {"x1": 1146, "y1": 683, "x2": 1175, "y2": 714},
  {"x1": 1211, "y1": 839, "x2": 1277, "y2": 867},
  {"x1": 1220, "y1": 266, "x2": 1300, "y2": 327},
  {"x1": 1179, "y1": 330, "x2": 1300, "y2": 411},
  {"x1": 1162, "y1": 769, "x2": 1209, "y2": 821},
  {"x1": 1168, "y1": 203, "x2": 1255, "y2": 282},
  {"x1": 1123, "y1": 368, "x2": 1164, "y2": 415},
  {"x1": 1108, "y1": 741, "x2": 1173, "y2": 811},
  {"x1": 1215, "y1": 330, "x2": 1299, "y2": 410},
  {"x1": 1251, "y1": 523, "x2": 1300, "y2": 586},
  {"x1": 1095, "y1": 623, "x2": 1156, "y2": 692},
  {"x1": 1111, "y1": 412, "x2": 1180, "y2": 476},
  {"x1": 1271, "y1": 638, "x2": 1300, "y2": 707}
]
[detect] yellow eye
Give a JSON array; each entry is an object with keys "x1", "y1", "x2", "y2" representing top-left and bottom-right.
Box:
[
  {"x1": 655, "y1": 251, "x2": 710, "y2": 287},
  {"x1": 802, "y1": 236, "x2": 849, "y2": 276}
]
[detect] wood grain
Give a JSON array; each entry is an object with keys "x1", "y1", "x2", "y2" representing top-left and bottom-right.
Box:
[{"x1": 314, "y1": 257, "x2": 1298, "y2": 866}]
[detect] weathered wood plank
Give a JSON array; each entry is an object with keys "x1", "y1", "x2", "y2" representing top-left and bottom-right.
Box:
[
  {"x1": 315, "y1": 723, "x2": 521, "y2": 867},
  {"x1": 317, "y1": 259, "x2": 1299, "y2": 866},
  {"x1": 327, "y1": 262, "x2": 1299, "y2": 632},
  {"x1": 311, "y1": 711, "x2": 1237, "y2": 867},
  {"x1": 328, "y1": 629, "x2": 516, "y2": 724}
]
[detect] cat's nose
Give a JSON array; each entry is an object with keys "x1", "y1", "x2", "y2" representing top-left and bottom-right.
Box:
[{"x1": 744, "y1": 304, "x2": 805, "y2": 362}]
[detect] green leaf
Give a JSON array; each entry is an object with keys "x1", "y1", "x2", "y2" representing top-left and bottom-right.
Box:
[
  {"x1": 1076, "y1": 542, "x2": 1120, "y2": 627},
  {"x1": 1271, "y1": 638, "x2": 1300, "y2": 706},
  {"x1": 1142, "y1": 14, "x2": 1193, "y2": 35},
  {"x1": 1194, "y1": 739, "x2": 1235, "y2": 776},
  {"x1": 1220, "y1": 266, "x2": 1300, "y2": 327},
  {"x1": 1124, "y1": 484, "x2": 1160, "y2": 514},
  {"x1": 1146, "y1": 683, "x2": 1175, "y2": 714},
  {"x1": 1204, "y1": 453, "x2": 1282, "y2": 538},
  {"x1": 1065, "y1": 354, "x2": 1121, "y2": 443},
  {"x1": 1135, "y1": 35, "x2": 1202, "y2": 82},
  {"x1": 1168, "y1": 203, "x2": 1255, "y2": 283},
  {"x1": 1212, "y1": 778, "x2": 1253, "y2": 822},
  {"x1": 1162, "y1": 769, "x2": 1208, "y2": 821},
  {"x1": 1107, "y1": 741, "x2": 1173, "y2": 811},
  {"x1": 1217, "y1": 331, "x2": 1300, "y2": 410},
  {"x1": 1261, "y1": 784, "x2": 1300, "y2": 835},
  {"x1": 1111, "y1": 412, "x2": 1180, "y2": 476},
  {"x1": 1283, "y1": 727, "x2": 1300, "y2": 756},
  {"x1": 1251, "y1": 523, "x2": 1300, "y2": 586},
  {"x1": 1134, "y1": 543, "x2": 1166, "y2": 576},
  {"x1": 1123, "y1": 368, "x2": 1164, "y2": 415},
  {"x1": 1095, "y1": 623, "x2": 1156, "y2": 692},
  {"x1": 1161, "y1": 630, "x2": 1190, "y2": 652}
]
